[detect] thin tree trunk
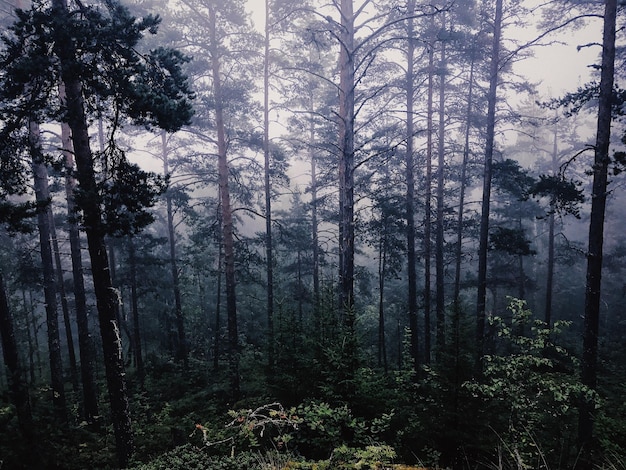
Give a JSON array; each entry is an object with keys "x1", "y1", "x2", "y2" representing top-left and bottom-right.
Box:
[
  {"x1": 377, "y1": 233, "x2": 388, "y2": 374},
  {"x1": 578, "y1": 0, "x2": 617, "y2": 460},
  {"x1": 435, "y1": 23, "x2": 447, "y2": 358},
  {"x1": 22, "y1": 290, "x2": 36, "y2": 384},
  {"x1": 49, "y1": 211, "x2": 80, "y2": 395},
  {"x1": 264, "y1": 0, "x2": 275, "y2": 371},
  {"x1": 544, "y1": 124, "x2": 558, "y2": 327},
  {"x1": 454, "y1": 54, "x2": 475, "y2": 304},
  {"x1": 213, "y1": 201, "x2": 223, "y2": 372},
  {"x1": 209, "y1": 5, "x2": 239, "y2": 399},
  {"x1": 128, "y1": 238, "x2": 144, "y2": 387},
  {"x1": 60, "y1": 114, "x2": 99, "y2": 424},
  {"x1": 476, "y1": 0, "x2": 503, "y2": 368},
  {"x1": 424, "y1": 46, "x2": 434, "y2": 365},
  {"x1": 52, "y1": 1, "x2": 134, "y2": 463},
  {"x1": 405, "y1": 0, "x2": 420, "y2": 372},
  {"x1": 0, "y1": 272, "x2": 34, "y2": 441},
  {"x1": 162, "y1": 132, "x2": 186, "y2": 365},
  {"x1": 29, "y1": 119, "x2": 67, "y2": 424}
]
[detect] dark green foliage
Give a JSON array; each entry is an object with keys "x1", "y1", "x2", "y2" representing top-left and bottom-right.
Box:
[
  {"x1": 99, "y1": 158, "x2": 167, "y2": 237},
  {"x1": 489, "y1": 226, "x2": 536, "y2": 256},
  {"x1": 531, "y1": 174, "x2": 584, "y2": 218},
  {"x1": 492, "y1": 158, "x2": 535, "y2": 200}
]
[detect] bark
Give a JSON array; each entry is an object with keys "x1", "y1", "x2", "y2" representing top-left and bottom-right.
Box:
[
  {"x1": 338, "y1": 0, "x2": 356, "y2": 317},
  {"x1": 453, "y1": 49, "x2": 475, "y2": 304},
  {"x1": 52, "y1": 1, "x2": 134, "y2": 464},
  {"x1": 264, "y1": 0, "x2": 275, "y2": 371},
  {"x1": 0, "y1": 272, "x2": 34, "y2": 441},
  {"x1": 424, "y1": 46, "x2": 434, "y2": 365},
  {"x1": 49, "y1": 211, "x2": 80, "y2": 395},
  {"x1": 61, "y1": 116, "x2": 99, "y2": 423},
  {"x1": 213, "y1": 200, "x2": 223, "y2": 372},
  {"x1": 30, "y1": 120, "x2": 67, "y2": 424},
  {"x1": 475, "y1": 0, "x2": 503, "y2": 367},
  {"x1": 128, "y1": 238, "x2": 144, "y2": 387},
  {"x1": 435, "y1": 23, "x2": 447, "y2": 358},
  {"x1": 578, "y1": 0, "x2": 617, "y2": 459},
  {"x1": 405, "y1": 0, "x2": 420, "y2": 372},
  {"x1": 209, "y1": 4, "x2": 239, "y2": 399},
  {"x1": 544, "y1": 123, "x2": 559, "y2": 327},
  {"x1": 377, "y1": 233, "x2": 388, "y2": 373},
  {"x1": 162, "y1": 132, "x2": 187, "y2": 365}
]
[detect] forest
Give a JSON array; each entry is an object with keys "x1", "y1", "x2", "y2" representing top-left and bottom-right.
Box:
[{"x1": 0, "y1": 0, "x2": 624, "y2": 468}]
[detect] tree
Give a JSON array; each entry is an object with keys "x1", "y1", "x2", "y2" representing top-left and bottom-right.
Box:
[
  {"x1": 475, "y1": 0, "x2": 503, "y2": 367},
  {"x1": 0, "y1": 1, "x2": 193, "y2": 465},
  {"x1": 578, "y1": 0, "x2": 617, "y2": 460}
]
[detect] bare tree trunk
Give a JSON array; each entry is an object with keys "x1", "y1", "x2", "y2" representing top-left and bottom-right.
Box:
[
  {"x1": 578, "y1": 0, "x2": 617, "y2": 461},
  {"x1": 405, "y1": 0, "x2": 420, "y2": 373},
  {"x1": 49, "y1": 211, "x2": 80, "y2": 395},
  {"x1": 209, "y1": 4, "x2": 239, "y2": 399},
  {"x1": 0, "y1": 272, "x2": 34, "y2": 441},
  {"x1": 544, "y1": 124, "x2": 558, "y2": 327},
  {"x1": 454, "y1": 53, "x2": 475, "y2": 304},
  {"x1": 128, "y1": 238, "x2": 144, "y2": 387},
  {"x1": 377, "y1": 234, "x2": 388, "y2": 374},
  {"x1": 476, "y1": 0, "x2": 503, "y2": 368},
  {"x1": 424, "y1": 46, "x2": 434, "y2": 365},
  {"x1": 338, "y1": 0, "x2": 356, "y2": 320},
  {"x1": 264, "y1": 0, "x2": 275, "y2": 371},
  {"x1": 60, "y1": 115, "x2": 99, "y2": 424},
  {"x1": 29, "y1": 119, "x2": 67, "y2": 424},
  {"x1": 435, "y1": 22, "x2": 447, "y2": 358},
  {"x1": 162, "y1": 132, "x2": 187, "y2": 365}
]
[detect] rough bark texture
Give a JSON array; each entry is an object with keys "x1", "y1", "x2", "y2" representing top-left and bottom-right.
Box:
[
  {"x1": 209, "y1": 4, "x2": 239, "y2": 399},
  {"x1": 338, "y1": 0, "x2": 356, "y2": 319},
  {"x1": 424, "y1": 46, "x2": 434, "y2": 365},
  {"x1": 61, "y1": 117, "x2": 99, "y2": 423},
  {"x1": 475, "y1": 0, "x2": 503, "y2": 368},
  {"x1": 263, "y1": 0, "x2": 275, "y2": 371},
  {"x1": 129, "y1": 238, "x2": 145, "y2": 387},
  {"x1": 578, "y1": 0, "x2": 617, "y2": 460},
  {"x1": 30, "y1": 120, "x2": 68, "y2": 424},
  {"x1": 405, "y1": 0, "x2": 420, "y2": 372},
  {"x1": 52, "y1": 1, "x2": 134, "y2": 464},
  {"x1": 435, "y1": 25, "x2": 447, "y2": 357}
]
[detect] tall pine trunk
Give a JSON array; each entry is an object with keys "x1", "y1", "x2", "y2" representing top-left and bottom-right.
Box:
[
  {"x1": 128, "y1": 238, "x2": 145, "y2": 387},
  {"x1": 52, "y1": 1, "x2": 134, "y2": 464},
  {"x1": 29, "y1": 119, "x2": 67, "y2": 424},
  {"x1": 435, "y1": 24, "x2": 447, "y2": 358},
  {"x1": 475, "y1": 0, "x2": 503, "y2": 367},
  {"x1": 162, "y1": 132, "x2": 186, "y2": 365},
  {"x1": 424, "y1": 46, "x2": 434, "y2": 365},
  {"x1": 209, "y1": 4, "x2": 239, "y2": 399},
  {"x1": 263, "y1": 0, "x2": 275, "y2": 371},
  {"x1": 405, "y1": 0, "x2": 420, "y2": 372},
  {"x1": 60, "y1": 115, "x2": 99, "y2": 423},
  {"x1": 578, "y1": 0, "x2": 617, "y2": 460}
]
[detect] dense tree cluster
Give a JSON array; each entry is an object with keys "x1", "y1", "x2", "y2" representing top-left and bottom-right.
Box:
[{"x1": 0, "y1": 0, "x2": 624, "y2": 469}]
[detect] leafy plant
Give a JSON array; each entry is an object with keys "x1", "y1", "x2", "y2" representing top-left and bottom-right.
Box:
[{"x1": 464, "y1": 297, "x2": 595, "y2": 468}]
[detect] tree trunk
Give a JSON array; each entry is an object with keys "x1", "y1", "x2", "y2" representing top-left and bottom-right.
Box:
[
  {"x1": 424, "y1": 46, "x2": 434, "y2": 365},
  {"x1": 209, "y1": 4, "x2": 239, "y2": 399},
  {"x1": 162, "y1": 132, "x2": 187, "y2": 365},
  {"x1": 578, "y1": 0, "x2": 617, "y2": 460},
  {"x1": 264, "y1": 0, "x2": 275, "y2": 372},
  {"x1": 377, "y1": 233, "x2": 388, "y2": 373},
  {"x1": 49, "y1": 211, "x2": 80, "y2": 395},
  {"x1": 405, "y1": 0, "x2": 420, "y2": 373},
  {"x1": 338, "y1": 0, "x2": 356, "y2": 319},
  {"x1": 213, "y1": 200, "x2": 223, "y2": 372},
  {"x1": 128, "y1": 238, "x2": 144, "y2": 387},
  {"x1": 52, "y1": 1, "x2": 134, "y2": 464},
  {"x1": 453, "y1": 48, "x2": 475, "y2": 304},
  {"x1": 435, "y1": 24, "x2": 447, "y2": 358},
  {"x1": 60, "y1": 115, "x2": 99, "y2": 424},
  {"x1": 0, "y1": 272, "x2": 34, "y2": 441},
  {"x1": 29, "y1": 119, "x2": 67, "y2": 424},
  {"x1": 544, "y1": 123, "x2": 559, "y2": 327},
  {"x1": 475, "y1": 0, "x2": 503, "y2": 368}
]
